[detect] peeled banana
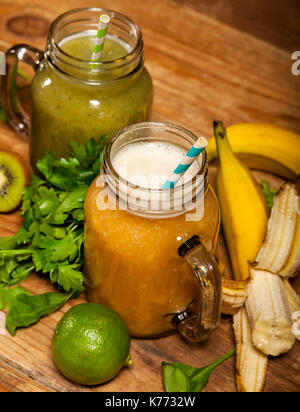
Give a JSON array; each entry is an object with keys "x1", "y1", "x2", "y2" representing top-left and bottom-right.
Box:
[
  {"x1": 233, "y1": 308, "x2": 268, "y2": 393},
  {"x1": 207, "y1": 123, "x2": 300, "y2": 180},
  {"x1": 280, "y1": 186, "x2": 300, "y2": 277},
  {"x1": 214, "y1": 121, "x2": 268, "y2": 282},
  {"x1": 255, "y1": 182, "x2": 299, "y2": 274},
  {"x1": 283, "y1": 279, "x2": 300, "y2": 341},
  {"x1": 245, "y1": 268, "x2": 295, "y2": 356}
]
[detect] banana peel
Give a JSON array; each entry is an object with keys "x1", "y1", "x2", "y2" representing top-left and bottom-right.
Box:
[
  {"x1": 255, "y1": 182, "x2": 298, "y2": 274},
  {"x1": 233, "y1": 307, "x2": 268, "y2": 393},
  {"x1": 280, "y1": 180, "x2": 300, "y2": 278},
  {"x1": 222, "y1": 279, "x2": 248, "y2": 315},
  {"x1": 283, "y1": 279, "x2": 300, "y2": 341}
]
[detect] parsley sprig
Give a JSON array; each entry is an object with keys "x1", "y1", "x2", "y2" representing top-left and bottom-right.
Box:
[
  {"x1": 261, "y1": 179, "x2": 278, "y2": 210},
  {"x1": 0, "y1": 137, "x2": 106, "y2": 334}
]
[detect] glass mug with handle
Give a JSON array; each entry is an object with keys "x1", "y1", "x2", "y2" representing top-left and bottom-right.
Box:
[
  {"x1": 84, "y1": 122, "x2": 222, "y2": 342},
  {"x1": 1, "y1": 8, "x2": 153, "y2": 167}
]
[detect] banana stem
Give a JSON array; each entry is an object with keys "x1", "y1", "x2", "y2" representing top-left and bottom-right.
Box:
[{"x1": 213, "y1": 120, "x2": 233, "y2": 162}]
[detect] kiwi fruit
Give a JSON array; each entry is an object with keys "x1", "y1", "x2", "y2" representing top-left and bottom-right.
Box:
[{"x1": 0, "y1": 151, "x2": 27, "y2": 213}]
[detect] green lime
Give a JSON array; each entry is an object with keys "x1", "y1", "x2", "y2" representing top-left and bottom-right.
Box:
[{"x1": 51, "y1": 303, "x2": 131, "y2": 386}]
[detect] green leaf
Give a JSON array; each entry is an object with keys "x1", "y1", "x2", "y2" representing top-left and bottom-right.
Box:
[
  {"x1": 0, "y1": 252, "x2": 33, "y2": 286},
  {"x1": 261, "y1": 180, "x2": 278, "y2": 211},
  {"x1": 22, "y1": 175, "x2": 44, "y2": 213},
  {"x1": 7, "y1": 262, "x2": 34, "y2": 286},
  {"x1": 162, "y1": 349, "x2": 235, "y2": 392},
  {"x1": 0, "y1": 285, "x2": 31, "y2": 311},
  {"x1": 0, "y1": 236, "x2": 18, "y2": 250},
  {"x1": 51, "y1": 186, "x2": 88, "y2": 224},
  {"x1": 0, "y1": 138, "x2": 104, "y2": 333},
  {"x1": 69, "y1": 141, "x2": 89, "y2": 168},
  {"x1": 36, "y1": 151, "x2": 56, "y2": 179},
  {"x1": 39, "y1": 236, "x2": 79, "y2": 263},
  {"x1": 51, "y1": 265, "x2": 85, "y2": 292},
  {"x1": 35, "y1": 187, "x2": 60, "y2": 219},
  {"x1": 15, "y1": 227, "x2": 32, "y2": 246},
  {"x1": 22, "y1": 208, "x2": 35, "y2": 230},
  {"x1": 162, "y1": 364, "x2": 190, "y2": 392},
  {"x1": 0, "y1": 287, "x2": 7, "y2": 310},
  {"x1": 71, "y1": 209, "x2": 84, "y2": 222},
  {"x1": 70, "y1": 136, "x2": 106, "y2": 172},
  {"x1": 6, "y1": 291, "x2": 73, "y2": 336},
  {"x1": 0, "y1": 257, "x2": 19, "y2": 284}
]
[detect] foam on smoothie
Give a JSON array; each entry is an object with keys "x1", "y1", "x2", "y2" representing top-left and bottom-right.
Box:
[
  {"x1": 59, "y1": 32, "x2": 130, "y2": 61},
  {"x1": 112, "y1": 141, "x2": 201, "y2": 189}
]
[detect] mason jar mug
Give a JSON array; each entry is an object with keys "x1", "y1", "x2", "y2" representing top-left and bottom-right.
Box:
[
  {"x1": 1, "y1": 8, "x2": 153, "y2": 166},
  {"x1": 84, "y1": 122, "x2": 222, "y2": 343}
]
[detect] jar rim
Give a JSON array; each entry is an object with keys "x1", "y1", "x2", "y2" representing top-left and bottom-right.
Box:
[
  {"x1": 48, "y1": 7, "x2": 143, "y2": 72},
  {"x1": 104, "y1": 121, "x2": 208, "y2": 195},
  {"x1": 101, "y1": 122, "x2": 209, "y2": 219}
]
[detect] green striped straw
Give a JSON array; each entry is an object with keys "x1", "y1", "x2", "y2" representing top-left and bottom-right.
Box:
[
  {"x1": 162, "y1": 137, "x2": 208, "y2": 190},
  {"x1": 90, "y1": 14, "x2": 111, "y2": 69}
]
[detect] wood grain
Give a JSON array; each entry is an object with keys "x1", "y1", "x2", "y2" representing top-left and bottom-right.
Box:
[
  {"x1": 173, "y1": 0, "x2": 300, "y2": 52},
  {"x1": 0, "y1": 0, "x2": 299, "y2": 393}
]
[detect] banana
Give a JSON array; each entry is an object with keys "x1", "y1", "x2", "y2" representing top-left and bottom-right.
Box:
[
  {"x1": 222, "y1": 279, "x2": 248, "y2": 315},
  {"x1": 233, "y1": 307, "x2": 268, "y2": 393},
  {"x1": 245, "y1": 268, "x2": 295, "y2": 356},
  {"x1": 279, "y1": 183, "x2": 300, "y2": 277},
  {"x1": 207, "y1": 123, "x2": 300, "y2": 180},
  {"x1": 214, "y1": 121, "x2": 268, "y2": 282},
  {"x1": 255, "y1": 182, "x2": 298, "y2": 274},
  {"x1": 282, "y1": 278, "x2": 300, "y2": 341}
]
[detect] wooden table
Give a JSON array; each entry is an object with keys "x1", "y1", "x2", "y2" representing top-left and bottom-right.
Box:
[{"x1": 0, "y1": 0, "x2": 299, "y2": 393}]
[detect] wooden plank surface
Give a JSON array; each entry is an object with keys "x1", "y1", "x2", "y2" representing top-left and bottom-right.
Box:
[
  {"x1": 0, "y1": 0, "x2": 299, "y2": 393},
  {"x1": 174, "y1": 0, "x2": 300, "y2": 52}
]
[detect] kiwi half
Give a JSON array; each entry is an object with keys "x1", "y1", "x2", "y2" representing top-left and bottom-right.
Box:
[{"x1": 0, "y1": 151, "x2": 26, "y2": 213}]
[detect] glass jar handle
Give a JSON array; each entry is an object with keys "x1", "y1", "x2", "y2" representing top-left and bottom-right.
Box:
[
  {"x1": 1, "y1": 44, "x2": 43, "y2": 136},
  {"x1": 174, "y1": 236, "x2": 223, "y2": 343}
]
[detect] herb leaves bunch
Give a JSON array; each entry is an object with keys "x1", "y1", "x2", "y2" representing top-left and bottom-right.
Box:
[{"x1": 0, "y1": 138, "x2": 106, "y2": 334}]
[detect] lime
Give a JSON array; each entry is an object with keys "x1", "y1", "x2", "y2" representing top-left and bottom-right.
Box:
[{"x1": 51, "y1": 303, "x2": 131, "y2": 386}]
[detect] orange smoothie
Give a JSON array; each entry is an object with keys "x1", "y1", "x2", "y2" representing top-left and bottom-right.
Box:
[{"x1": 84, "y1": 132, "x2": 221, "y2": 338}]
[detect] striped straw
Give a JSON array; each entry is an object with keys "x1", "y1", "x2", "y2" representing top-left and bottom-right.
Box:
[
  {"x1": 90, "y1": 14, "x2": 111, "y2": 68},
  {"x1": 162, "y1": 137, "x2": 208, "y2": 190}
]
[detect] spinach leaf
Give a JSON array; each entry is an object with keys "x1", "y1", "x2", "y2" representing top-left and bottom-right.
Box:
[
  {"x1": 162, "y1": 364, "x2": 191, "y2": 392},
  {"x1": 6, "y1": 290, "x2": 73, "y2": 336},
  {"x1": 162, "y1": 349, "x2": 235, "y2": 392},
  {"x1": 0, "y1": 285, "x2": 31, "y2": 310}
]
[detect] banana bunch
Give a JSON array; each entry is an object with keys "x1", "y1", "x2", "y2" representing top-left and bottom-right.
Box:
[
  {"x1": 207, "y1": 123, "x2": 300, "y2": 180},
  {"x1": 214, "y1": 121, "x2": 300, "y2": 393}
]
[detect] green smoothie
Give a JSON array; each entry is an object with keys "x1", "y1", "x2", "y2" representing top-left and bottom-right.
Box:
[
  {"x1": 61, "y1": 34, "x2": 128, "y2": 61},
  {"x1": 30, "y1": 33, "x2": 153, "y2": 165}
]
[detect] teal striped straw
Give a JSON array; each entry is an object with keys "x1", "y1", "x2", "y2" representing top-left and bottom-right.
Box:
[
  {"x1": 162, "y1": 137, "x2": 208, "y2": 190},
  {"x1": 90, "y1": 14, "x2": 111, "y2": 69}
]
